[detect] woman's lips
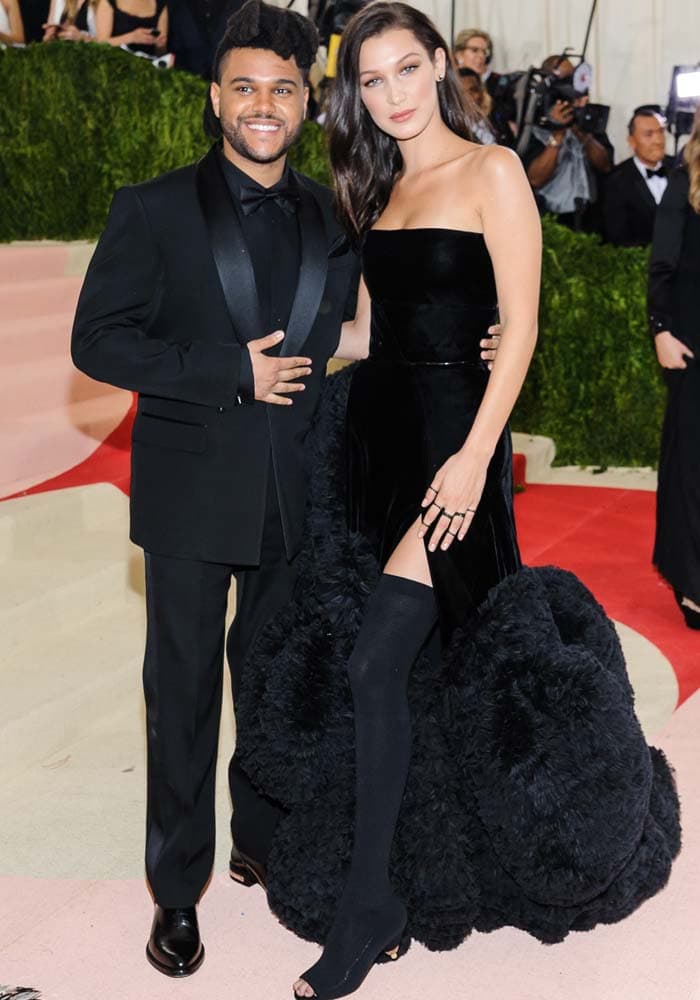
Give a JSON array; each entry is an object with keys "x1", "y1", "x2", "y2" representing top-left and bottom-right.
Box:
[{"x1": 389, "y1": 108, "x2": 416, "y2": 123}]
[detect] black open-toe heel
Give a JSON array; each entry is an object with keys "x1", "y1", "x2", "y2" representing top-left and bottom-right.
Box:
[
  {"x1": 293, "y1": 897, "x2": 407, "y2": 1000},
  {"x1": 674, "y1": 589, "x2": 700, "y2": 630}
]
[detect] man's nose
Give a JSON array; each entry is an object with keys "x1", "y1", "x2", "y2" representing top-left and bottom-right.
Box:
[{"x1": 252, "y1": 92, "x2": 276, "y2": 115}]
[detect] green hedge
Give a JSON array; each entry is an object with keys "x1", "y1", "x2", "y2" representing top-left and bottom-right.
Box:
[
  {"x1": 513, "y1": 219, "x2": 663, "y2": 466},
  {"x1": 0, "y1": 42, "x2": 330, "y2": 241},
  {"x1": 0, "y1": 43, "x2": 664, "y2": 466}
]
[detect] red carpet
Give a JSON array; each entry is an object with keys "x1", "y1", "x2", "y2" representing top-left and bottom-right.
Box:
[
  {"x1": 515, "y1": 484, "x2": 699, "y2": 704},
  {"x1": 7, "y1": 405, "x2": 697, "y2": 703}
]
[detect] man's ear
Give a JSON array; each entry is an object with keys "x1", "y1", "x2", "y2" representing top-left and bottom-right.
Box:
[
  {"x1": 303, "y1": 83, "x2": 310, "y2": 119},
  {"x1": 210, "y1": 81, "x2": 221, "y2": 118}
]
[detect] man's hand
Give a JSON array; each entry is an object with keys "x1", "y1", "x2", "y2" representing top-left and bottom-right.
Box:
[
  {"x1": 655, "y1": 330, "x2": 695, "y2": 370},
  {"x1": 548, "y1": 100, "x2": 574, "y2": 129},
  {"x1": 480, "y1": 323, "x2": 502, "y2": 370},
  {"x1": 248, "y1": 330, "x2": 312, "y2": 405}
]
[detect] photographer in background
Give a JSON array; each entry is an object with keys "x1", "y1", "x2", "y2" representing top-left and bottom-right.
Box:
[
  {"x1": 521, "y1": 54, "x2": 613, "y2": 233},
  {"x1": 604, "y1": 106, "x2": 675, "y2": 246}
]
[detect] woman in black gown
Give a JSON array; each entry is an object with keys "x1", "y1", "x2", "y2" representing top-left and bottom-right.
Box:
[
  {"x1": 648, "y1": 106, "x2": 700, "y2": 628},
  {"x1": 234, "y1": 5, "x2": 681, "y2": 999}
]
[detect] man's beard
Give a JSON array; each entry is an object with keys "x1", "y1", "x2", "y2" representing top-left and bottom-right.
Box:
[{"x1": 220, "y1": 114, "x2": 304, "y2": 164}]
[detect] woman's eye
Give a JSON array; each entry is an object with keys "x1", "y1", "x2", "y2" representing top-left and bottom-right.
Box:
[
  {"x1": 363, "y1": 77, "x2": 381, "y2": 88},
  {"x1": 400, "y1": 63, "x2": 419, "y2": 75}
]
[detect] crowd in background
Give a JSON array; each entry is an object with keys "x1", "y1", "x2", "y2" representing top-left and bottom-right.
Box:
[{"x1": 1, "y1": 0, "x2": 690, "y2": 248}]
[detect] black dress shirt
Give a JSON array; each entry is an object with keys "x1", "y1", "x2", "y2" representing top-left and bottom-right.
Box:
[{"x1": 218, "y1": 150, "x2": 302, "y2": 403}]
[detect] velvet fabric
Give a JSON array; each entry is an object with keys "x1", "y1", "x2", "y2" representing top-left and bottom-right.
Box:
[
  {"x1": 348, "y1": 228, "x2": 520, "y2": 641},
  {"x1": 235, "y1": 364, "x2": 681, "y2": 955}
]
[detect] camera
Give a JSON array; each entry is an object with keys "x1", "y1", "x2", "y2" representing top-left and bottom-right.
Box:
[{"x1": 513, "y1": 59, "x2": 609, "y2": 155}]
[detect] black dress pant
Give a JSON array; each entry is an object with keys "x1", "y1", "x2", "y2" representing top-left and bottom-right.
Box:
[{"x1": 142, "y1": 479, "x2": 297, "y2": 907}]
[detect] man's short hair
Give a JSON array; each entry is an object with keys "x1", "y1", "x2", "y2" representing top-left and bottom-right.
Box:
[
  {"x1": 541, "y1": 54, "x2": 571, "y2": 76},
  {"x1": 628, "y1": 104, "x2": 666, "y2": 135},
  {"x1": 212, "y1": 0, "x2": 318, "y2": 83}
]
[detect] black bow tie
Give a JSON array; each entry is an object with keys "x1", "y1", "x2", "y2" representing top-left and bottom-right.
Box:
[
  {"x1": 239, "y1": 182, "x2": 299, "y2": 216},
  {"x1": 646, "y1": 166, "x2": 667, "y2": 179}
]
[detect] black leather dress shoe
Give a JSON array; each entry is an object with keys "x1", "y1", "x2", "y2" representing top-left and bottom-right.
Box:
[
  {"x1": 146, "y1": 905, "x2": 204, "y2": 977},
  {"x1": 229, "y1": 843, "x2": 267, "y2": 891}
]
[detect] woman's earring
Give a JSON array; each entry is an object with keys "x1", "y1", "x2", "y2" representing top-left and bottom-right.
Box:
[{"x1": 437, "y1": 75, "x2": 444, "y2": 82}]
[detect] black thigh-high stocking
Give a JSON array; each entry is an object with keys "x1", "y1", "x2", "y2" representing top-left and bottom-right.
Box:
[{"x1": 296, "y1": 573, "x2": 437, "y2": 999}]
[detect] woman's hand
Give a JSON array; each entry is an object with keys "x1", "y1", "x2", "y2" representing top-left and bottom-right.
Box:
[
  {"x1": 655, "y1": 330, "x2": 694, "y2": 370},
  {"x1": 58, "y1": 23, "x2": 86, "y2": 40},
  {"x1": 419, "y1": 448, "x2": 490, "y2": 552},
  {"x1": 126, "y1": 26, "x2": 158, "y2": 46}
]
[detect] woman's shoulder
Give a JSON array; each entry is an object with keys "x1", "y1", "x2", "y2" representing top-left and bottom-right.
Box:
[
  {"x1": 463, "y1": 142, "x2": 523, "y2": 176},
  {"x1": 454, "y1": 143, "x2": 527, "y2": 198}
]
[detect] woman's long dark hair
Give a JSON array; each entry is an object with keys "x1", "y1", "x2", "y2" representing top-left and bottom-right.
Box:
[{"x1": 327, "y1": 1, "x2": 477, "y2": 238}]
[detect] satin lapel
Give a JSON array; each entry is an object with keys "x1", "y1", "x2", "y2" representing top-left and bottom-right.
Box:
[
  {"x1": 196, "y1": 146, "x2": 262, "y2": 344},
  {"x1": 281, "y1": 175, "x2": 329, "y2": 359}
]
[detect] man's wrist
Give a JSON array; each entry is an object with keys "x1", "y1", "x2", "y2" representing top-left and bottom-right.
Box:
[{"x1": 237, "y1": 346, "x2": 255, "y2": 405}]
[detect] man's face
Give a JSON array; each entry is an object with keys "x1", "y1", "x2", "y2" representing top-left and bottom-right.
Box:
[
  {"x1": 629, "y1": 113, "x2": 667, "y2": 166},
  {"x1": 210, "y1": 47, "x2": 308, "y2": 165}
]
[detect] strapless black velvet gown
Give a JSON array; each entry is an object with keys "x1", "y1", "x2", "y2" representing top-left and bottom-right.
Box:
[
  {"x1": 236, "y1": 229, "x2": 680, "y2": 955},
  {"x1": 348, "y1": 228, "x2": 519, "y2": 639}
]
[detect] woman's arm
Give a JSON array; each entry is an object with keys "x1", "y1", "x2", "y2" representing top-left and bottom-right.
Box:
[
  {"x1": 648, "y1": 169, "x2": 694, "y2": 369},
  {"x1": 420, "y1": 145, "x2": 541, "y2": 551},
  {"x1": 154, "y1": 3, "x2": 167, "y2": 52},
  {"x1": 334, "y1": 275, "x2": 371, "y2": 361},
  {"x1": 0, "y1": 0, "x2": 25, "y2": 44},
  {"x1": 465, "y1": 145, "x2": 541, "y2": 457},
  {"x1": 42, "y1": 0, "x2": 60, "y2": 39}
]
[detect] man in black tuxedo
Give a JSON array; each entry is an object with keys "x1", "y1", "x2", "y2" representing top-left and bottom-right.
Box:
[
  {"x1": 72, "y1": 0, "x2": 360, "y2": 976},
  {"x1": 604, "y1": 106, "x2": 676, "y2": 247}
]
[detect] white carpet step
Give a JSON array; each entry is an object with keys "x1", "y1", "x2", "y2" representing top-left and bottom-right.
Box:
[
  {"x1": 0, "y1": 486, "x2": 137, "y2": 647},
  {"x1": 0, "y1": 601, "x2": 145, "y2": 784},
  {"x1": 1, "y1": 353, "x2": 124, "y2": 413},
  {"x1": 0, "y1": 242, "x2": 93, "y2": 284},
  {"x1": 0, "y1": 312, "x2": 76, "y2": 360},
  {"x1": 0, "y1": 275, "x2": 83, "y2": 320}
]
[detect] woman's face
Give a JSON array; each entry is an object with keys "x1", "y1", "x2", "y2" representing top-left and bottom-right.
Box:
[
  {"x1": 455, "y1": 35, "x2": 488, "y2": 75},
  {"x1": 358, "y1": 29, "x2": 445, "y2": 141}
]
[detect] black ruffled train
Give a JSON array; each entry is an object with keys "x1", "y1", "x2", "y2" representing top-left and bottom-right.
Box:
[{"x1": 236, "y1": 364, "x2": 681, "y2": 955}]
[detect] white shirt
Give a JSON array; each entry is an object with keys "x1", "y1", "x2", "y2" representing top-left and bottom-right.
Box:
[{"x1": 633, "y1": 156, "x2": 668, "y2": 205}]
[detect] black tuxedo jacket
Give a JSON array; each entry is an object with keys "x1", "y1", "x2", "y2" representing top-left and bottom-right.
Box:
[
  {"x1": 603, "y1": 155, "x2": 676, "y2": 247},
  {"x1": 72, "y1": 145, "x2": 359, "y2": 565}
]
